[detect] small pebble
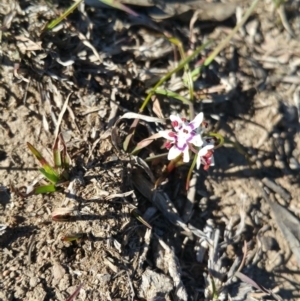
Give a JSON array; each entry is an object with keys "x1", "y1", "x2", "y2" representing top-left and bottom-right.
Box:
[
  {"x1": 9, "y1": 271, "x2": 16, "y2": 278},
  {"x1": 29, "y1": 276, "x2": 39, "y2": 287},
  {"x1": 289, "y1": 157, "x2": 300, "y2": 170}
]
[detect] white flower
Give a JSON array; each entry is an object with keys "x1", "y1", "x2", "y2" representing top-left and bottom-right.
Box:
[
  {"x1": 196, "y1": 140, "x2": 215, "y2": 170},
  {"x1": 159, "y1": 112, "x2": 204, "y2": 162}
]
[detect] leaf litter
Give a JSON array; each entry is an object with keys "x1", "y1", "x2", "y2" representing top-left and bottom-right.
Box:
[{"x1": 0, "y1": 0, "x2": 300, "y2": 301}]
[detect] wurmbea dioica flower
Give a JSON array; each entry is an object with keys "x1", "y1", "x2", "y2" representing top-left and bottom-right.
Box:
[
  {"x1": 159, "y1": 112, "x2": 215, "y2": 170},
  {"x1": 196, "y1": 139, "x2": 215, "y2": 170}
]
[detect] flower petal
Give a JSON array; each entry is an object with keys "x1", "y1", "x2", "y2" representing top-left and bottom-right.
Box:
[
  {"x1": 176, "y1": 137, "x2": 188, "y2": 151},
  {"x1": 198, "y1": 144, "x2": 214, "y2": 156},
  {"x1": 168, "y1": 146, "x2": 182, "y2": 160},
  {"x1": 190, "y1": 134, "x2": 203, "y2": 147},
  {"x1": 196, "y1": 144, "x2": 214, "y2": 169},
  {"x1": 182, "y1": 148, "x2": 190, "y2": 163},
  {"x1": 159, "y1": 130, "x2": 176, "y2": 141},
  {"x1": 189, "y1": 112, "x2": 203, "y2": 129},
  {"x1": 170, "y1": 114, "x2": 184, "y2": 131}
]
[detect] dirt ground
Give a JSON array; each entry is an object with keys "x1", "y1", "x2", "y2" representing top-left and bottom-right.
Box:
[{"x1": 1, "y1": 0, "x2": 300, "y2": 300}]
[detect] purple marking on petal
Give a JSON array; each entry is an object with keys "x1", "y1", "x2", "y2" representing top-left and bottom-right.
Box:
[
  {"x1": 188, "y1": 123, "x2": 195, "y2": 130},
  {"x1": 186, "y1": 132, "x2": 195, "y2": 142},
  {"x1": 175, "y1": 142, "x2": 187, "y2": 151}
]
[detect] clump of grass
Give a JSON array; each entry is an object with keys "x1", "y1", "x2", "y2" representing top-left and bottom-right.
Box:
[{"x1": 12, "y1": 133, "x2": 71, "y2": 197}]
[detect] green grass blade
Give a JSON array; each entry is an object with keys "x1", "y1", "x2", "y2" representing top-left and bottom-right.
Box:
[
  {"x1": 190, "y1": 0, "x2": 260, "y2": 80},
  {"x1": 46, "y1": 0, "x2": 83, "y2": 30},
  {"x1": 204, "y1": 0, "x2": 259, "y2": 66},
  {"x1": 167, "y1": 37, "x2": 194, "y2": 103},
  {"x1": 154, "y1": 89, "x2": 194, "y2": 120},
  {"x1": 140, "y1": 40, "x2": 211, "y2": 113},
  {"x1": 132, "y1": 210, "x2": 152, "y2": 229},
  {"x1": 33, "y1": 184, "x2": 61, "y2": 194},
  {"x1": 154, "y1": 89, "x2": 191, "y2": 105},
  {"x1": 144, "y1": 153, "x2": 168, "y2": 162},
  {"x1": 208, "y1": 132, "x2": 224, "y2": 149},
  {"x1": 39, "y1": 169, "x2": 60, "y2": 184}
]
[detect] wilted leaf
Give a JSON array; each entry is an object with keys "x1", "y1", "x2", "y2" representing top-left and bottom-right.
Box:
[
  {"x1": 15, "y1": 36, "x2": 42, "y2": 52},
  {"x1": 152, "y1": 96, "x2": 164, "y2": 119},
  {"x1": 62, "y1": 233, "x2": 85, "y2": 242}
]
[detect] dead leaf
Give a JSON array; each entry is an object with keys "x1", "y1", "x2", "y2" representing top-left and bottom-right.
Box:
[
  {"x1": 15, "y1": 36, "x2": 42, "y2": 53},
  {"x1": 152, "y1": 95, "x2": 164, "y2": 119}
]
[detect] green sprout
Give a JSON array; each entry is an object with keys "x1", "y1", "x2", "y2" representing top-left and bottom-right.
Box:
[{"x1": 25, "y1": 133, "x2": 71, "y2": 196}]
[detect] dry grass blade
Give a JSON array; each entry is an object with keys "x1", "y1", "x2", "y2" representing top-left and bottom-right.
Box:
[
  {"x1": 99, "y1": 0, "x2": 139, "y2": 16},
  {"x1": 277, "y1": 3, "x2": 294, "y2": 37},
  {"x1": 253, "y1": 179, "x2": 300, "y2": 265},
  {"x1": 268, "y1": 195, "x2": 300, "y2": 265},
  {"x1": 52, "y1": 207, "x2": 76, "y2": 221},
  {"x1": 235, "y1": 272, "x2": 283, "y2": 301},
  {"x1": 151, "y1": 95, "x2": 164, "y2": 119},
  {"x1": 54, "y1": 92, "x2": 72, "y2": 140},
  {"x1": 131, "y1": 132, "x2": 162, "y2": 154},
  {"x1": 157, "y1": 237, "x2": 188, "y2": 300},
  {"x1": 65, "y1": 283, "x2": 84, "y2": 301},
  {"x1": 111, "y1": 112, "x2": 165, "y2": 151},
  {"x1": 261, "y1": 177, "x2": 291, "y2": 202},
  {"x1": 132, "y1": 172, "x2": 192, "y2": 235},
  {"x1": 118, "y1": 112, "x2": 166, "y2": 124}
]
